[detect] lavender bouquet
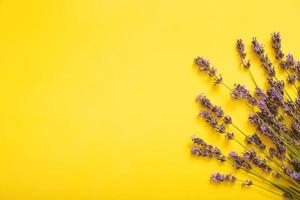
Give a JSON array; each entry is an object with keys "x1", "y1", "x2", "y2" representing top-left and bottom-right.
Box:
[{"x1": 191, "y1": 33, "x2": 300, "y2": 199}]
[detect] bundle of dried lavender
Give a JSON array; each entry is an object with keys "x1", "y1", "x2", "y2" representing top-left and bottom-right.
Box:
[{"x1": 191, "y1": 33, "x2": 300, "y2": 199}]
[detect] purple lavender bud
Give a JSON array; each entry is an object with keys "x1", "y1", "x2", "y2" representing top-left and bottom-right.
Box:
[
  {"x1": 216, "y1": 124, "x2": 226, "y2": 133},
  {"x1": 287, "y1": 74, "x2": 296, "y2": 84},
  {"x1": 280, "y1": 54, "x2": 295, "y2": 69},
  {"x1": 225, "y1": 132, "x2": 235, "y2": 140},
  {"x1": 223, "y1": 115, "x2": 232, "y2": 124},
  {"x1": 214, "y1": 74, "x2": 223, "y2": 84},
  {"x1": 255, "y1": 87, "x2": 267, "y2": 101},
  {"x1": 211, "y1": 173, "x2": 225, "y2": 183},
  {"x1": 213, "y1": 147, "x2": 221, "y2": 155},
  {"x1": 209, "y1": 67, "x2": 217, "y2": 77},
  {"x1": 248, "y1": 114, "x2": 259, "y2": 125},
  {"x1": 243, "y1": 152, "x2": 252, "y2": 160},
  {"x1": 212, "y1": 105, "x2": 224, "y2": 118},
  {"x1": 229, "y1": 151, "x2": 237, "y2": 158},
  {"x1": 191, "y1": 147, "x2": 200, "y2": 156},
  {"x1": 243, "y1": 150, "x2": 257, "y2": 160},
  {"x1": 283, "y1": 167, "x2": 293, "y2": 175},
  {"x1": 290, "y1": 172, "x2": 300, "y2": 181},
  {"x1": 245, "y1": 136, "x2": 252, "y2": 144}
]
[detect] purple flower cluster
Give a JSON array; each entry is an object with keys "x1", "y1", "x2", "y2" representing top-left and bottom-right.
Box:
[
  {"x1": 229, "y1": 151, "x2": 252, "y2": 170},
  {"x1": 196, "y1": 94, "x2": 224, "y2": 118},
  {"x1": 271, "y1": 32, "x2": 284, "y2": 60},
  {"x1": 194, "y1": 57, "x2": 210, "y2": 71},
  {"x1": 280, "y1": 54, "x2": 295, "y2": 70},
  {"x1": 199, "y1": 110, "x2": 218, "y2": 129},
  {"x1": 194, "y1": 57, "x2": 223, "y2": 84},
  {"x1": 230, "y1": 84, "x2": 256, "y2": 105},
  {"x1": 249, "y1": 113, "x2": 287, "y2": 160},
  {"x1": 223, "y1": 115, "x2": 232, "y2": 124},
  {"x1": 211, "y1": 173, "x2": 236, "y2": 183},
  {"x1": 243, "y1": 150, "x2": 272, "y2": 173},
  {"x1": 191, "y1": 135, "x2": 226, "y2": 162},
  {"x1": 245, "y1": 134, "x2": 266, "y2": 150},
  {"x1": 283, "y1": 167, "x2": 300, "y2": 181},
  {"x1": 236, "y1": 39, "x2": 251, "y2": 68},
  {"x1": 252, "y1": 38, "x2": 276, "y2": 77},
  {"x1": 225, "y1": 132, "x2": 235, "y2": 140}
]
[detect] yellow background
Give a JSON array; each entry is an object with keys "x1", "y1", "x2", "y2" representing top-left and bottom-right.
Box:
[{"x1": 0, "y1": 0, "x2": 299, "y2": 199}]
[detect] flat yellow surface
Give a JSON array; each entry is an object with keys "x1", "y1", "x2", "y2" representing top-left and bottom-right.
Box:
[{"x1": 0, "y1": 0, "x2": 299, "y2": 199}]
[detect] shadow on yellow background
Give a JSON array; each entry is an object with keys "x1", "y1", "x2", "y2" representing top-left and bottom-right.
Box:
[{"x1": 0, "y1": 0, "x2": 299, "y2": 199}]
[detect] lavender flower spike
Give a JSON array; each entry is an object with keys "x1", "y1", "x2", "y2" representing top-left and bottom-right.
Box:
[
  {"x1": 191, "y1": 136, "x2": 226, "y2": 162},
  {"x1": 236, "y1": 39, "x2": 251, "y2": 68},
  {"x1": 271, "y1": 32, "x2": 284, "y2": 59},
  {"x1": 252, "y1": 38, "x2": 276, "y2": 77},
  {"x1": 211, "y1": 173, "x2": 236, "y2": 183}
]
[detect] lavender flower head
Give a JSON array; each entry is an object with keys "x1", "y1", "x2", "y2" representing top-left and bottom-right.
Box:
[
  {"x1": 271, "y1": 32, "x2": 284, "y2": 59},
  {"x1": 211, "y1": 173, "x2": 236, "y2": 183},
  {"x1": 236, "y1": 39, "x2": 251, "y2": 68},
  {"x1": 211, "y1": 173, "x2": 225, "y2": 182},
  {"x1": 228, "y1": 151, "x2": 252, "y2": 170},
  {"x1": 252, "y1": 38, "x2": 276, "y2": 77},
  {"x1": 230, "y1": 84, "x2": 256, "y2": 105},
  {"x1": 245, "y1": 134, "x2": 266, "y2": 150},
  {"x1": 252, "y1": 38, "x2": 265, "y2": 56},
  {"x1": 194, "y1": 56, "x2": 210, "y2": 71},
  {"x1": 280, "y1": 53, "x2": 295, "y2": 69},
  {"x1": 199, "y1": 110, "x2": 218, "y2": 129},
  {"x1": 196, "y1": 94, "x2": 224, "y2": 118},
  {"x1": 191, "y1": 136, "x2": 226, "y2": 162}
]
